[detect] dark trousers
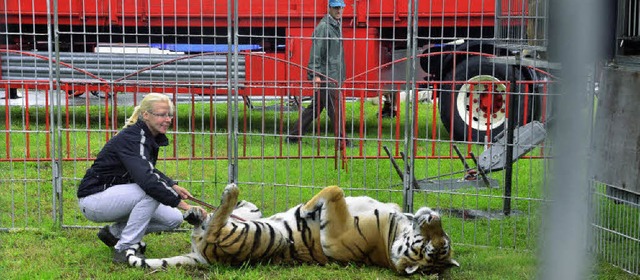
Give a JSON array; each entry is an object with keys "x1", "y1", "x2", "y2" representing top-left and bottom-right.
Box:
[
  {"x1": 383, "y1": 92, "x2": 398, "y2": 111},
  {"x1": 289, "y1": 86, "x2": 344, "y2": 141}
]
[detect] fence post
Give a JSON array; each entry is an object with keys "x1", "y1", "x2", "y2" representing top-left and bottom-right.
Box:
[
  {"x1": 539, "y1": 0, "x2": 606, "y2": 278},
  {"x1": 502, "y1": 65, "x2": 518, "y2": 216},
  {"x1": 49, "y1": 0, "x2": 65, "y2": 226}
]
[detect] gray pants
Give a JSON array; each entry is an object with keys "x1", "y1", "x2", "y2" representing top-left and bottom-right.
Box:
[{"x1": 78, "y1": 183, "x2": 183, "y2": 251}]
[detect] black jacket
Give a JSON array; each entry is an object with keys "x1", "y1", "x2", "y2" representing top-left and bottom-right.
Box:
[{"x1": 77, "y1": 120, "x2": 181, "y2": 207}]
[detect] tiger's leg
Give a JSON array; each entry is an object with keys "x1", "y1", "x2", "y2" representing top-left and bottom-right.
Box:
[
  {"x1": 300, "y1": 186, "x2": 351, "y2": 238},
  {"x1": 205, "y1": 183, "x2": 239, "y2": 243}
]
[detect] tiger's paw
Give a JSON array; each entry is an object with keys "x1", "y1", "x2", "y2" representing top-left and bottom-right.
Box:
[
  {"x1": 299, "y1": 203, "x2": 321, "y2": 219},
  {"x1": 184, "y1": 207, "x2": 206, "y2": 226},
  {"x1": 298, "y1": 206, "x2": 311, "y2": 219},
  {"x1": 221, "y1": 183, "x2": 240, "y2": 203}
]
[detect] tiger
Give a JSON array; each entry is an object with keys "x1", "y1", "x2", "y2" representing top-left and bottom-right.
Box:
[{"x1": 123, "y1": 183, "x2": 459, "y2": 275}]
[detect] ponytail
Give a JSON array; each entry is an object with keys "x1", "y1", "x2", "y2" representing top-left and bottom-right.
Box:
[{"x1": 123, "y1": 105, "x2": 143, "y2": 129}]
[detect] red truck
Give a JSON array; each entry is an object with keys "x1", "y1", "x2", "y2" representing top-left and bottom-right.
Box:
[{"x1": 0, "y1": 0, "x2": 545, "y2": 142}]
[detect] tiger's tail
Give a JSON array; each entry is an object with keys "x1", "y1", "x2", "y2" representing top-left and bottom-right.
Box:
[{"x1": 126, "y1": 247, "x2": 208, "y2": 269}]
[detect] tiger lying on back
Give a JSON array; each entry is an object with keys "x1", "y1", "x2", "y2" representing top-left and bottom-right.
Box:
[{"x1": 123, "y1": 184, "x2": 459, "y2": 275}]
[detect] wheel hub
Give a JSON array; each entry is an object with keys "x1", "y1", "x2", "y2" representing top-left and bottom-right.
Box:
[{"x1": 456, "y1": 75, "x2": 508, "y2": 131}]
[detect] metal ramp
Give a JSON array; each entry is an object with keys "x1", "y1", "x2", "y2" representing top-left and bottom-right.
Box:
[{"x1": 384, "y1": 121, "x2": 547, "y2": 192}]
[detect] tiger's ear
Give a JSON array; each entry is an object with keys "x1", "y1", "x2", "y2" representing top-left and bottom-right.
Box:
[
  {"x1": 403, "y1": 212, "x2": 415, "y2": 222},
  {"x1": 404, "y1": 265, "x2": 419, "y2": 275}
]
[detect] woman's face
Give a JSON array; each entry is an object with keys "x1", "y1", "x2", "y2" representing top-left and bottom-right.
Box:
[{"x1": 143, "y1": 101, "x2": 173, "y2": 136}]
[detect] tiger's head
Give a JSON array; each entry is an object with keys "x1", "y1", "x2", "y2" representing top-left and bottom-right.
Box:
[{"x1": 393, "y1": 207, "x2": 459, "y2": 275}]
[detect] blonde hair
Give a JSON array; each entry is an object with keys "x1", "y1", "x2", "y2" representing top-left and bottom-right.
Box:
[{"x1": 123, "y1": 93, "x2": 175, "y2": 129}]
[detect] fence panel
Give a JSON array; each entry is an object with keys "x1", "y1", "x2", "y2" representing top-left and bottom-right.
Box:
[
  {"x1": 2, "y1": 0, "x2": 637, "y2": 277},
  {"x1": 0, "y1": 0, "x2": 549, "y2": 251}
]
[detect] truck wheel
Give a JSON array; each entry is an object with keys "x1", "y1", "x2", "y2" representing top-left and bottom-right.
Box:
[{"x1": 439, "y1": 56, "x2": 535, "y2": 142}]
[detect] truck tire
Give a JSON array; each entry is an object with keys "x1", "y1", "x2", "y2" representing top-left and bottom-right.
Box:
[{"x1": 439, "y1": 56, "x2": 535, "y2": 142}]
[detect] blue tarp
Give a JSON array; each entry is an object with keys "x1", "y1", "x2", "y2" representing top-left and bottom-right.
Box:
[{"x1": 148, "y1": 44, "x2": 262, "y2": 53}]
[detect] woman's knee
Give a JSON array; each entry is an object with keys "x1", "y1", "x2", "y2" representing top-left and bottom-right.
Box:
[
  {"x1": 156, "y1": 206, "x2": 184, "y2": 229},
  {"x1": 167, "y1": 211, "x2": 184, "y2": 229}
]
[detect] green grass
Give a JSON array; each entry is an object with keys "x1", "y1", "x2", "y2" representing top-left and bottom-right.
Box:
[
  {"x1": 1, "y1": 228, "x2": 637, "y2": 280},
  {"x1": 1, "y1": 99, "x2": 638, "y2": 279}
]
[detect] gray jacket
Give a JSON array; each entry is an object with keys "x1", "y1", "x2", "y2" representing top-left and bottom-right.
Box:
[{"x1": 307, "y1": 14, "x2": 346, "y2": 85}]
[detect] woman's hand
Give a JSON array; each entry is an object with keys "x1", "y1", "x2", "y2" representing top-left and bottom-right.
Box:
[
  {"x1": 190, "y1": 205, "x2": 207, "y2": 217},
  {"x1": 172, "y1": 184, "x2": 193, "y2": 199},
  {"x1": 173, "y1": 185, "x2": 208, "y2": 216},
  {"x1": 177, "y1": 201, "x2": 208, "y2": 216}
]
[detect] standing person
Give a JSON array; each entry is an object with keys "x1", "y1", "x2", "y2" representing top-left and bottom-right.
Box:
[
  {"x1": 287, "y1": 0, "x2": 352, "y2": 148},
  {"x1": 77, "y1": 93, "x2": 206, "y2": 263}
]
